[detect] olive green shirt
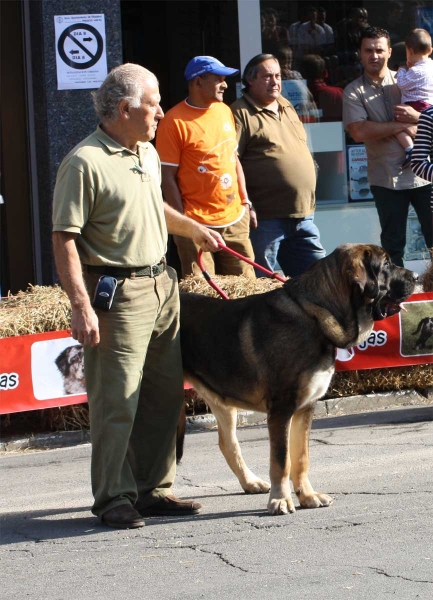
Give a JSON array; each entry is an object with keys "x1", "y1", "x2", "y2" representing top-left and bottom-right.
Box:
[
  {"x1": 231, "y1": 93, "x2": 316, "y2": 219},
  {"x1": 343, "y1": 69, "x2": 428, "y2": 190},
  {"x1": 52, "y1": 126, "x2": 167, "y2": 267}
]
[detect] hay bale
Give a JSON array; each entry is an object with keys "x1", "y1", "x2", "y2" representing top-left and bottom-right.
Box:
[
  {"x1": 0, "y1": 277, "x2": 282, "y2": 339},
  {"x1": 328, "y1": 365, "x2": 432, "y2": 397},
  {"x1": 0, "y1": 285, "x2": 71, "y2": 338},
  {"x1": 1, "y1": 275, "x2": 431, "y2": 436},
  {"x1": 1, "y1": 404, "x2": 90, "y2": 436},
  {"x1": 179, "y1": 274, "x2": 284, "y2": 297}
]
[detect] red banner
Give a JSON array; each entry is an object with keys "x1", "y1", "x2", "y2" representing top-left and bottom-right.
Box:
[
  {"x1": 0, "y1": 330, "x2": 87, "y2": 414},
  {"x1": 1, "y1": 294, "x2": 432, "y2": 414},
  {"x1": 335, "y1": 292, "x2": 433, "y2": 370}
]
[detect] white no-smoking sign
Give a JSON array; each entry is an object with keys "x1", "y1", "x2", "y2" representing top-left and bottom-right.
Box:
[{"x1": 54, "y1": 14, "x2": 108, "y2": 90}]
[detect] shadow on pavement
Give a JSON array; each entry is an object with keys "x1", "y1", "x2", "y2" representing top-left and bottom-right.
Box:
[
  {"x1": 1, "y1": 504, "x2": 298, "y2": 544},
  {"x1": 312, "y1": 406, "x2": 433, "y2": 430}
]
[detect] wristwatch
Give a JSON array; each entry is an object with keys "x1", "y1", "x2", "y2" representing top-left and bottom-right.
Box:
[{"x1": 242, "y1": 198, "x2": 253, "y2": 209}]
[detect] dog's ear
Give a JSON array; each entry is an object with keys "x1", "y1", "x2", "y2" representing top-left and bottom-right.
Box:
[
  {"x1": 350, "y1": 248, "x2": 379, "y2": 299},
  {"x1": 363, "y1": 248, "x2": 380, "y2": 299},
  {"x1": 55, "y1": 348, "x2": 70, "y2": 375}
]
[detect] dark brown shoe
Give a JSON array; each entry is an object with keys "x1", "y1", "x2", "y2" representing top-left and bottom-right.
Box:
[
  {"x1": 137, "y1": 495, "x2": 202, "y2": 516},
  {"x1": 101, "y1": 504, "x2": 145, "y2": 529}
]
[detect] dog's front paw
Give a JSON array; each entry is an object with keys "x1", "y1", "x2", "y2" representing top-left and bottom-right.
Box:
[
  {"x1": 267, "y1": 497, "x2": 296, "y2": 515},
  {"x1": 243, "y1": 478, "x2": 271, "y2": 494},
  {"x1": 297, "y1": 491, "x2": 333, "y2": 509}
]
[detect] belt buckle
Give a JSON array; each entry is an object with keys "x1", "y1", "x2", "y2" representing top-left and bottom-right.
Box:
[{"x1": 150, "y1": 262, "x2": 159, "y2": 277}]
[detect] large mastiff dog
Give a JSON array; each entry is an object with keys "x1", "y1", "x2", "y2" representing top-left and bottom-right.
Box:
[{"x1": 180, "y1": 244, "x2": 418, "y2": 515}]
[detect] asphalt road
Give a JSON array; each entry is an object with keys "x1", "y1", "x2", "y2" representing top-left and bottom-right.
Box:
[{"x1": 1, "y1": 406, "x2": 433, "y2": 600}]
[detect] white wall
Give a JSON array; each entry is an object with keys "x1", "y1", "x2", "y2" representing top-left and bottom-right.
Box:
[
  {"x1": 237, "y1": 0, "x2": 261, "y2": 73},
  {"x1": 315, "y1": 202, "x2": 381, "y2": 254},
  {"x1": 315, "y1": 203, "x2": 430, "y2": 275}
]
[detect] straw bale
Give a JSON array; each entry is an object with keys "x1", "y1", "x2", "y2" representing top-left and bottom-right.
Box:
[
  {"x1": 179, "y1": 274, "x2": 284, "y2": 297},
  {"x1": 45, "y1": 404, "x2": 90, "y2": 430},
  {"x1": 1, "y1": 275, "x2": 431, "y2": 435},
  {"x1": 1, "y1": 404, "x2": 90, "y2": 435},
  {"x1": 0, "y1": 285, "x2": 71, "y2": 338},
  {"x1": 328, "y1": 365, "x2": 432, "y2": 397}
]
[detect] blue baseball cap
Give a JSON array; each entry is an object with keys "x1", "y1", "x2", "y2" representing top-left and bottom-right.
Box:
[{"x1": 184, "y1": 56, "x2": 239, "y2": 81}]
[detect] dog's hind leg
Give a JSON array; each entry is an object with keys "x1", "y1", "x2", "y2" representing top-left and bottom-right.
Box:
[
  {"x1": 210, "y1": 402, "x2": 270, "y2": 494},
  {"x1": 290, "y1": 405, "x2": 333, "y2": 509}
]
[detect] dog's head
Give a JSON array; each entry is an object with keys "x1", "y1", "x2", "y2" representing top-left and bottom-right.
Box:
[
  {"x1": 291, "y1": 244, "x2": 418, "y2": 348},
  {"x1": 340, "y1": 244, "x2": 418, "y2": 320},
  {"x1": 55, "y1": 345, "x2": 85, "y2": 379}
]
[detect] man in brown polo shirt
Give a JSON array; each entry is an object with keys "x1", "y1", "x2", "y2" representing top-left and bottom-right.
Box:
[
  {"x1": 343, "y1": 26, "x2": 432, "y2": 267},
  {"x1": 231, "y1": 54, "x2": 325, "y2": 277}
]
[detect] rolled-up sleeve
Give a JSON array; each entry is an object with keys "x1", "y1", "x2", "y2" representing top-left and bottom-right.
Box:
[
  {"x1": 52, "y1": 160, "x2": 93, "y2": 233},
  {"x1": 343, "y1": 84, "x2": 368, "y2": 131}
]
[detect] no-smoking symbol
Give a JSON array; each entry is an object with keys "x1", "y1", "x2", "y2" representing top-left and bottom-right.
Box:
[{"x1": 58, "y1": 23, "x2": 103, "y2": 69}]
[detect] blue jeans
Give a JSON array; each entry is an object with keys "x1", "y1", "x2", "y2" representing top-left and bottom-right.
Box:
[{"x1": 250, "y1": 214, "x2": 326, "y2": 277}]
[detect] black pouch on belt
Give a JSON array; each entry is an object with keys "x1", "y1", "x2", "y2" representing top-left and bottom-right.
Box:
[{"x1": 92, "y1": 276, "x2": 118, "y2": 311}]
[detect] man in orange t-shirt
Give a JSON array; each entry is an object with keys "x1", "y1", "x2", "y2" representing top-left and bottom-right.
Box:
[{"x1": 156, "y1": 56, "x2": 256, "y2": 278}]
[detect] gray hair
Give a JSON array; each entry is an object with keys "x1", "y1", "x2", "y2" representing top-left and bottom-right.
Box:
[{"x1": 92, "y1": 63, "x2": 158, "y2": 122}]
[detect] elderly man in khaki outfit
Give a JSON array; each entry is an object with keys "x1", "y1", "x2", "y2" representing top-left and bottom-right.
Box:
[{"x1": 52, "y1": 64, "x2": 223, "y2": 529}]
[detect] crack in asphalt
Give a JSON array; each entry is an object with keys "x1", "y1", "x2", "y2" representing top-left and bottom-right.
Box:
[
  {"x1": 241, "y1": 519, "x2": 297, "y2": 531},
  {"x1": 310, "y1": 522, "x2": 364, "y2": 531},
  {"x1": 195, "y1": 546, "x2": 250, "y2": 572},
  {"x1": 176, "y1": 475, "x2": 202, "y2": 488},
  {"x1": 365, "y1": 566, "x2": 433, "y2": 584},
  {"x1": 190, "y1": 546, "x2": 292, "y2": 578},
  {"x1": 334, "y1": 490, "x2": 433, "y2": 495},
  {"x1": 177, "y1": 475, "x2": 229, "y2": 493},
  {"x1": 3, "y1": 548, "x2": 35, "y2": 558},
  {"x1": 310, "y1": 438, "x2": 433, "y2": 447},
  {"x1": 137, "y1": 541, "x2": 256, "y2": 573}
]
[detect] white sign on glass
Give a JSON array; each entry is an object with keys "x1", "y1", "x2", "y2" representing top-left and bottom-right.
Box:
[{"x1": 347, "y1": 145, "x2": 373, "y2": 200}]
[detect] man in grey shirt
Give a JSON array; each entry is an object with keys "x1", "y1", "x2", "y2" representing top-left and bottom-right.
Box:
[{"x1": 343, "y1": 26, "x2": 432, "y2": 266}]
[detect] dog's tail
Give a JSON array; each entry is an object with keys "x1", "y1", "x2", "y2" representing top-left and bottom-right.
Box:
[
  {"x1": 412, "y1": 318, "x2": 428, "y2": 335},
  {"x1": 176, "y1": 404, "x2": 186, "y2": 464}
]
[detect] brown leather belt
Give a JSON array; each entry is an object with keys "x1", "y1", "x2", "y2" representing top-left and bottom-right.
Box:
[{"x1": 85, "y1": 257, "x2": 166, "y2": 278}]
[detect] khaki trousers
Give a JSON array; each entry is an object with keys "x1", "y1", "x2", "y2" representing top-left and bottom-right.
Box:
[
  {"x1": 174, "y1": 210, "x2": 256, "y2": 279},
  {"x1": 83, "y1": 267, "x2": 184, "y2": 517}
]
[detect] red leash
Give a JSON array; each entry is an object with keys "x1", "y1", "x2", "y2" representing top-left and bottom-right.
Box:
[{"x1": 197, "y1": 242, "x2": 287, "y2": 300}]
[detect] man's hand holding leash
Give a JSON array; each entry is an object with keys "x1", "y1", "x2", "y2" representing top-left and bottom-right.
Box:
[{"x1": 163, "y1": 201, "x2": 225, "y2": 251}]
